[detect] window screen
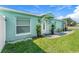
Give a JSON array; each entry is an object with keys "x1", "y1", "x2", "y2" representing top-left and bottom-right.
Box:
[{"x1": 16, "y1": 17, "x2": 30, "y2": 34}]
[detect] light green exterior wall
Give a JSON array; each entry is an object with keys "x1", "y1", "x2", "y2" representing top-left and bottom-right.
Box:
[
  {"x1": 0, "y1": 10, "x2": 39, "y2": 41},
  {"x1": 51, "y1": 19, "x2": 64, "y2": 31},
  {"x1": 55, "y1": 20, "x2": 64, "y2": 31},
  {"x1": 0, "y1": 10, "x2": 65, "y2": 42}
]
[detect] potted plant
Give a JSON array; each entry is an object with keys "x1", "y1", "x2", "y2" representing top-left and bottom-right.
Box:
[
  {"x1": 64, "y1": 24, "x2": 68, "y2": 31},
  {"x1": 51, "y1": 24, "x2": 55, "y2": 34}
]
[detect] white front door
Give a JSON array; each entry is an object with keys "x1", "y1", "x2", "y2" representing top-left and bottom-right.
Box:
[
  {"x1": 42, "y1": 21, "x2": 46, "y2": 34},
  {"x1": 0, "y1": 16, "x2": 6, "y2": 52}
]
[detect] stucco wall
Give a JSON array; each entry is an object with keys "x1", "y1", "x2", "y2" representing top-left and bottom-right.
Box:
[
  {"x1": 51, "y1": 19, "x2": 64, "y2": 31},
  {"x1": 55, "y1": 20, "x2": 64, "y2": 31},
  {"x1": 0, "y1": 10, "x2": 65, "y2": 42},
  {"x1": 0, "y1": 10, "x2": 39, "y2": 41}
]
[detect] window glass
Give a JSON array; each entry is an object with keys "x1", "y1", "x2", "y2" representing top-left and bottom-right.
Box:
[{"x1": 16, "y1": 17, "x2": 30, "y2": 34}]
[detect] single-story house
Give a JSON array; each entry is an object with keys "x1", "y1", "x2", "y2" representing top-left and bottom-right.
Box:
[{"x1": 0, "y1": 7, "x2": 65, "y2": 51}]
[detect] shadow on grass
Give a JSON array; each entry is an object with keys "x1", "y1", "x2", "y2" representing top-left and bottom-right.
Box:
[{"x1": 2, "y1": 40, "x2": 45, "y2": 53}]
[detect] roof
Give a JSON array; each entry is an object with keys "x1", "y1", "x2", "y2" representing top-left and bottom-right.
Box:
[
  {"x1": 54, "y1": 19, "x2": 65, "y2": 22},
  {"x1": 0, "y1": 7, "x2": 42, "y2": 17},
  {"x1": 0, "y1": 7, "x2": 55, "y2": 18}
]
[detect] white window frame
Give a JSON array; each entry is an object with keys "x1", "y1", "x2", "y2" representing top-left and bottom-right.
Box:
[{"x1": 16, "y1": 17, "x2": 31, "y2": 36}]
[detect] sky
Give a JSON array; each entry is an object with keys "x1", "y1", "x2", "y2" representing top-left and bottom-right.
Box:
[{"x1": 0, "y1": 5, "x2": 79, "y2": 23}]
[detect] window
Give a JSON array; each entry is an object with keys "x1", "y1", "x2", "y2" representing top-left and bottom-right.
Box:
[{"x1": 16, "y1": 17, "x2": 30, "y2": 34}]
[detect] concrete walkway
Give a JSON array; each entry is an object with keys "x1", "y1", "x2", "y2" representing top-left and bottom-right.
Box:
[{"x1": 45, "y1": 31, "x2": 74, "y2": 39}]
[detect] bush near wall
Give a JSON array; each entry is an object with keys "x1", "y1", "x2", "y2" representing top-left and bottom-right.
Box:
[
  {"x1": 36, "y1": 24, "x2": 41, "y2": 37},
  {"x1": 51, "y1": 24, "x2": 55, "y2": 34}
]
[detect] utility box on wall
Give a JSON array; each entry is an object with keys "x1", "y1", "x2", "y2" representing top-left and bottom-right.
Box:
[{"x1": 0, "y1": 15, "x2": 6, "y2": 52}]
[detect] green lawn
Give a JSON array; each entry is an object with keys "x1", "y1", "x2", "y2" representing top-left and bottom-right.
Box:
[{"x1": 2, "y1": 30, "x2": 79, "y2": 53}]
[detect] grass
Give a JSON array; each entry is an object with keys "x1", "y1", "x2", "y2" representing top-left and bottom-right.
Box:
[
  {"x1": 2, "y1": 40, "x2": 45, "y2": 53},
  {"x1": 2, "y1": 30, "x2": 79, "y2": 53}
]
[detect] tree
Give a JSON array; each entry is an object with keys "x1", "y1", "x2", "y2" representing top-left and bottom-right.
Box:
[{"x1": 63, "y1": 18, "x2": 77, "y2": 26}]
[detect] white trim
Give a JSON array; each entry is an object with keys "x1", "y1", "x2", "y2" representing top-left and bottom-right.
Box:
[
  {"x1": 16, "y1": 32, "x2": 31, "y2": 36},
  {"x1": 16, "y1": 25, "x2": 30, "y2": 26},
  {"x1": 15, "y1": 17, "x2": 31, "y2": 36},
  {"x1": 0, "y1": 7, "x2": 54, "y2": 17},
  {"x1": 0, "y1": 7, "x2": 40, "y2": 16}
]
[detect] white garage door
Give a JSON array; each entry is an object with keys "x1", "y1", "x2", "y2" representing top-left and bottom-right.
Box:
[{"x1": 0, "y1": 16, "x2": 6, "y2": 52}]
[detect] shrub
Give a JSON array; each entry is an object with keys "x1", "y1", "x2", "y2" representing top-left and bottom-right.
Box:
[
  {"x1": 63, "y1": 18, "x2": 77, "y2": 26},
  {"x1": 51, "y1": 24, "x2": 55, "y2": 34},
  {"x1": 64, "y1": 25, "x2": 68, "y2": 31},
  {"x1": 36, "y1": 24, "x2": 41, "y2": 37}
]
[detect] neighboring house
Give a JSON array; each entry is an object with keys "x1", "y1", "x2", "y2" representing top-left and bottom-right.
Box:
[{"x1": 0, "y1": 7, "x2": 65, "y2": 42}]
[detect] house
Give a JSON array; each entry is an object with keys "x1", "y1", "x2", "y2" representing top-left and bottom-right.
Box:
[{"x1": 0, "y1": 7, "x2": 65, "y2": 51}]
